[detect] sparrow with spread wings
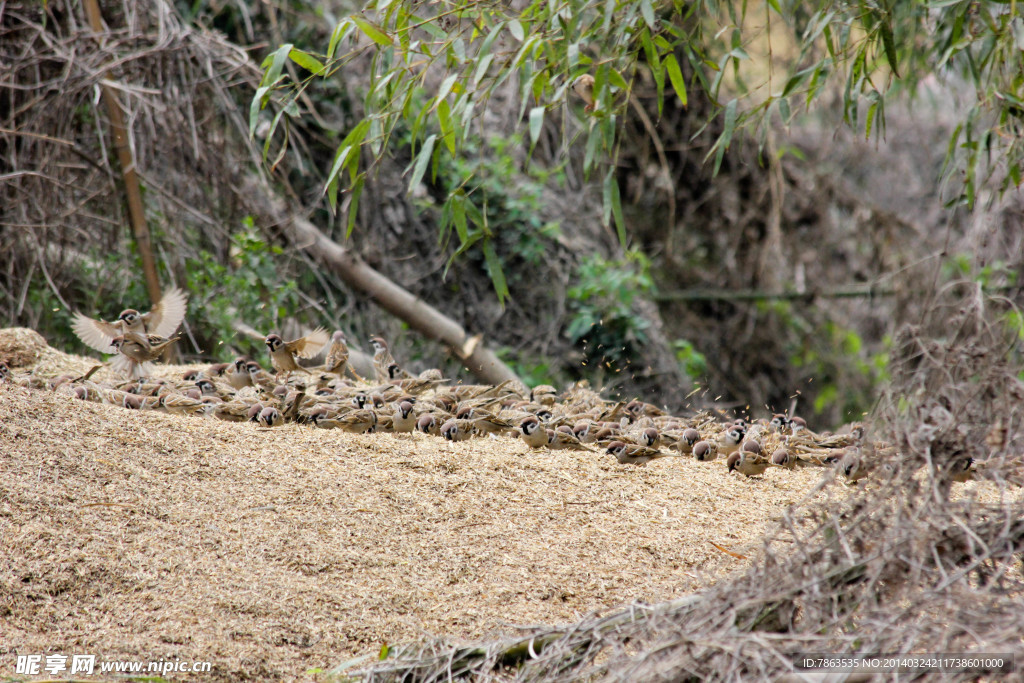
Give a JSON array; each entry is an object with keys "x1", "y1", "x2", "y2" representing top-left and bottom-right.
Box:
[{"x1": 71, "y1": 287, "x2": 188, "y2": 378}]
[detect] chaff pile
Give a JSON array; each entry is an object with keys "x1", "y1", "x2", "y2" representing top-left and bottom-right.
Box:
[{"x1": 337, "y1": 285, "x2": 1024, "y2": 681}]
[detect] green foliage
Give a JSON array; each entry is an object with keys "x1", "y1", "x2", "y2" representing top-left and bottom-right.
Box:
[
  {"x1": 186, "y1": 218, "x2": 305, "y2": 359},
  {"x1": 672, "y1": 339, "x2": 707, "y2": 385},
  {"x1": 567, "y1": 250, "x2": 653, "y2": 372},
  {"x1": 251, "y1": 1, "x2": 1024, "y2": 265},
  {"x1": 434, "y1": 133, "x2": 562, "y2": 294},
  {"x1": 495, "y1": 347, "x2": 560, "y2": 389}
]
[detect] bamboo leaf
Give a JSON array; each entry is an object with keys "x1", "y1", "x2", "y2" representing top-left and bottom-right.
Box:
[
  {"x1": 352, "y1": 16, "x2": 392, "y2": 47},
  {"x1": 482, "y1": 239, "x2": 510, "y2": 305},
  {"x1": 408, "y1": 134, "x2": 437, "y2": 192},
  {"x1": 288, "y1": 48, "x2": 324, "y2": 75},
  {"x1": 437, "y1": 99, "x2": 455, "y2": 155},
  {"x1": 328, "y1": 19, "x2": 353, "y2": 59},
  {"x1": 878, "y1": 16, "x2": 900, "y2": 77},
  {"x1": 346, "y1": 176, "x2": 364, "y2": 236},
  {"x1": 529, "y1": 106, "x2": 545, "y2": 146},
  {"x1": 640, "y1": 0, "x2": 656, "y2": 29},
  {"x1": 260, "y1": 43, "x2": 293, "y2": 88},
  {"x1": 508, "y1": 19, "x2": 525, "y2": 41},
  {"x1": 664, "y1": 53, "x2": 688, "y2": 108}
]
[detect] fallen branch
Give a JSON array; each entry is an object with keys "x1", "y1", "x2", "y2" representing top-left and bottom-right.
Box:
[{"x1": 283, "y1": 213, "x2": 521, "y2": 387}]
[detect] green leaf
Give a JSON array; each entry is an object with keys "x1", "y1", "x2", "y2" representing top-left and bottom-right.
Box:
[
  {"x1": 346, "y1": 176, "x2": 364, "y2": 237},
  {"x1": 288, "y1": 48, "x2": 324, "y2": 76},
  {"x1": 663, "y1": 53, "x2": 688, "y2": 108},
  {"x1": 408, "y1": 134, "x2": 437, "y2": 192},
  {"x1": 878, "y1": 16, "x2": 900, "y2": 77},
  {"x1": 482, "y1": 239, "x2": 510, "y2": 305},
  {"x1": 352, "y1": 16, "x2": 392, "y2": 47},
  {"x1": 508, "y1": 19, "x2": 525, "y2": 41},
  {"x1": 328, "y1": 19, "x2": 353, "y2": 59},
  {"x1": 433, "y1": 73, "x2": 459, "y2": 109},
  {"x1": 603, "y1": 170, "x2": 626, "y2": 246},
  {"x1": 713, "y1": 99, "x2": 738, "y2": 176},
  {"x1": 260, "y1": 43, "x2": 293, "y2": 88},
  {"x1": 528, "y1": 106, "x2": 545, "y2": 146},
  {"x1": 437, "y1": 99, "x2": 455, "y2": 155},
  {"x1": 640, "y1": 0, "x2": 656, "y2": 29}
]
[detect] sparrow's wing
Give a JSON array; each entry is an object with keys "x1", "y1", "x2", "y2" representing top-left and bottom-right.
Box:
[
  {"x1": 110, "y1": 353, "x2": 153, "y2": 379},
  {"x1": 72, "y1": 312, "x2": 122, "y2": 353},
  {"x1": 287, "y1": 326, "x2": 330, "y2": 358},
  {"x1": 146, "y1": 287, "x2": 189, "y2": 338},
  {"x1": 325, "y1": 341, "x2": 349, "y2": 369}
]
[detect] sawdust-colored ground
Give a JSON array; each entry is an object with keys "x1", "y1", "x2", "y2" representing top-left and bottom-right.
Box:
[{"x1": 0, "y1": 329, "x2": 874, "y2": 681}]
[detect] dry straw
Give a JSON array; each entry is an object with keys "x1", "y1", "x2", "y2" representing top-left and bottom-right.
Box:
[{"x1": 334, "y1": 284, "x2": 1024, "y2": 681}]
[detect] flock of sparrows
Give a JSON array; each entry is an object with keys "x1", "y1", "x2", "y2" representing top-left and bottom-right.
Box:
[{"x1": 0, "y1": 289, "x2": 1004, "y2": 484}]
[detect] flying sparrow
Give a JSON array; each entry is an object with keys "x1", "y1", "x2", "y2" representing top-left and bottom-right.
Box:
[
  {"x1": 265, "y1": 328, "x2": 329, "y2": 379},
  {"x1": 72, "y1": 287, "x2": 188, "y2": 375},
  {"x1": 109, "y1": 333, "x2": 181, "y2": 379},
  {"x1": 727, "y1": 451, "x2": 770, "y2": 477}
]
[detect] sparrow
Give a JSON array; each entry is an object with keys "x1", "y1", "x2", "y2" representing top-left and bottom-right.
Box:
[
  {"x1": 226, "y1": 357, "x2": 254, "y2": 390},
  {"x1": 741, "y1": 438, "x2": 762, "y2": 455},
  {"x1": 605, "y1": 441, "x2": 674, "y2": 466},
  {"x1": 417, "y1": 413, "x2": 441, "y2": 436},
  {"x1": 110, "y1": 333, "x2": 181, "y2": 379},
  {"x1": 769, "y1": 413, "x2": 791, "y2": 433},
  {"x1": 324, "y1": 330, "x2": 363, "y2": 381},
  {"x1": 441, "y1": 418, "x2": 475, "y2": 442},
  {"x1": 638, "y1": 427, "x2": 661, "y2": 449},
  {"x1": 840, "y1": 449, "x2": 870, "y2": 484},
  {"x1": 771, "y1": 448, "x2": 795, "y2": 470},
  {"x1": 547, "y1": 427, "x2": 591, "y2": 451},
  {"x1": 266, "y1": 328, "x2": 329, "y2": 378},
  {"x1": 519, "y1": 415, "x2": 549, "y2": 449},
  {"x1": 727, "y1": 450, "x2": 770, "y2": 477},
  {"x1": 716, "y1": 426, "x2": 745, "y2": 457},
  {"x1": 71, "y1": 287, "x2": 188, "y2": 359},
  {"x1": 572, "y1": 74, "x2": 595, "y2": 112},
  {"x1": 530, "y1": 384, "x2": 559, "y2": 407},
  {"x1": 675, "y1": 427, "x2": 701, "y2": 454},
  {"x1": 316, "y1": 409, "x2": 377, "y2": 433},
  {"x1": 258, "y1": 406, "x2": 283, "y2": 428},
  {"x1": 159, "y1": 392, "x2": 207, "y2": 416},
  {"x1": 391, "y1": 400, "x2": 416, "y2": 434},
  {"x1": 370, "y1": 336, "x2": 410, "y2": 383}
]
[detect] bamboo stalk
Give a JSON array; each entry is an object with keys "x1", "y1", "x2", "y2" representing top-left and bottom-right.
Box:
[{"x1": 81, "y1": 0, "x2": 164, "y2": 324}]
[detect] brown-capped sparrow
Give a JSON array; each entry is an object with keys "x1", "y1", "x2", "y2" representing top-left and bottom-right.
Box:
[
  {"x1": 727, "y1": 451, "x2": 770, "y2": 477},
  {"x1": 441, "y1": 418, "x2": 475, "y2": 442},
  {"x1": 519, "y1": 415, "x2": 549, "y2": 449},
  {"x1": 72, "y1": 287, "x2": 188, "y2": 356},
  {"x1": 265, "y1": 328, "x2": 329, "y2": 378},
  {"x1": 605, "y1": 441, "x2": 673, "y2": 466}
]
